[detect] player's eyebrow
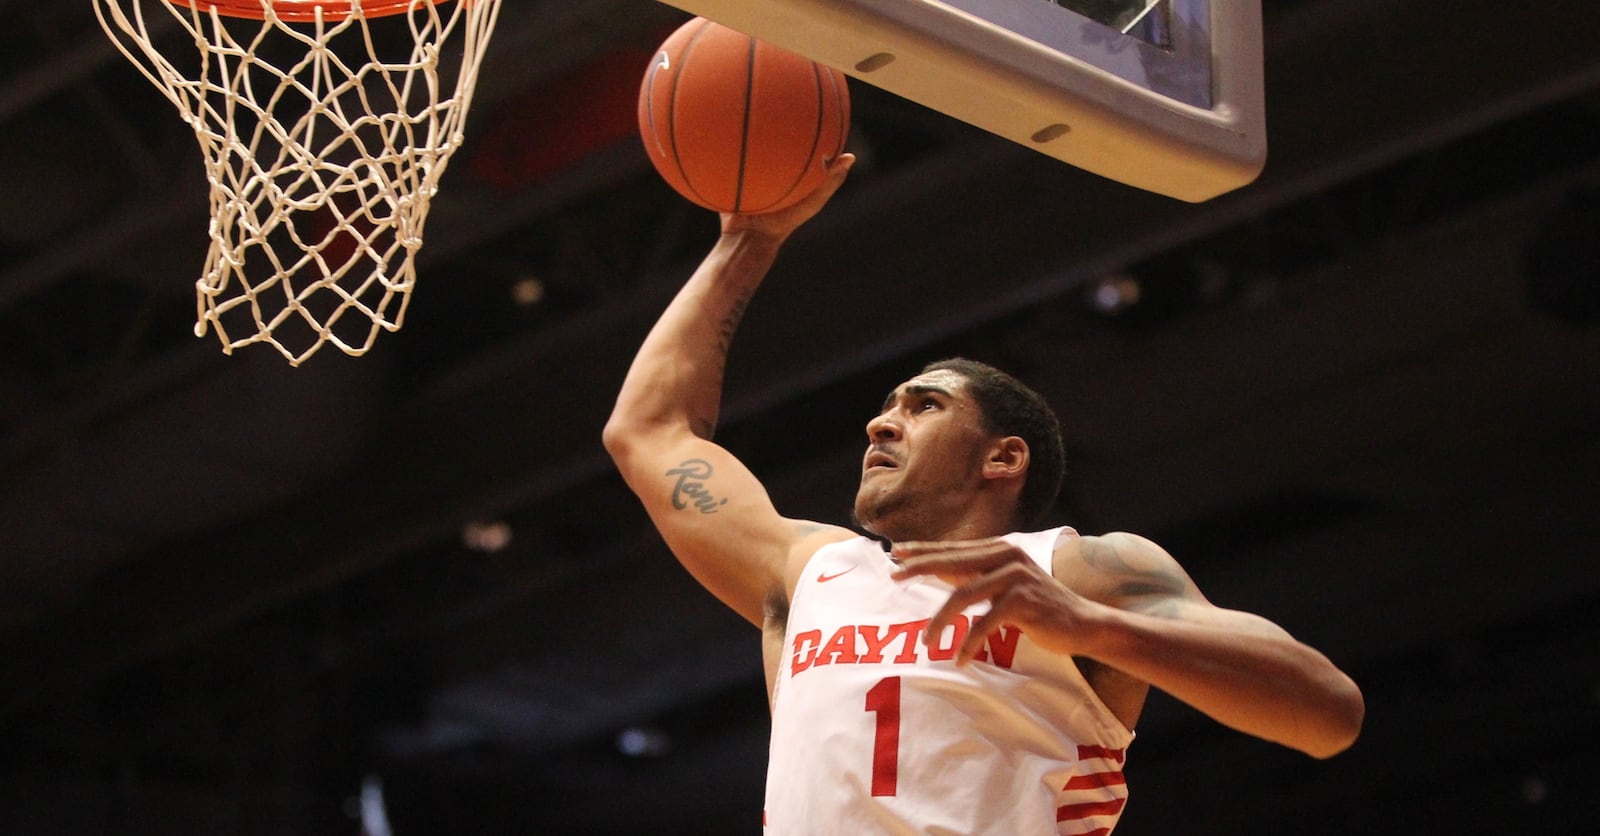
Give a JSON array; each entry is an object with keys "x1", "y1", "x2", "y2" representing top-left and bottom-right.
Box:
[{"x1": 880, "y1": 383, "x2": 954, "y2": 412}]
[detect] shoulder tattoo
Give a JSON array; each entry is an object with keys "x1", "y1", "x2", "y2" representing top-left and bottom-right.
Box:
[
  {"x1": 1082, "y1": 535, "x2": 1188, "y2": 607},
  {"x1": 791, "y1": 521, "x2": 833, "y2": 538}
]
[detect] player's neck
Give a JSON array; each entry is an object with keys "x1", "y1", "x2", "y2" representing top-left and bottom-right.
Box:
[{"x1": 879, "y1": 510, "x2": 1014, "y2": 545}]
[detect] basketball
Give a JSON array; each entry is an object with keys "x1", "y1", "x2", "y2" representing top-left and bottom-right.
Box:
[{"x1": 638, "y1": 17, "x2": 851, "y2": 215}]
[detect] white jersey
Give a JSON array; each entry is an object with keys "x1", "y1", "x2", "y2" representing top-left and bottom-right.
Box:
[{"x1": 764, "y1": 527, "x2": 1134, "y2": 836}]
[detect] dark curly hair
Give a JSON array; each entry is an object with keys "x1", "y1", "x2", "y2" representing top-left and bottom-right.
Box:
[{"x1": 921, "y1": 358, "x2": 1065, "y2": 527}]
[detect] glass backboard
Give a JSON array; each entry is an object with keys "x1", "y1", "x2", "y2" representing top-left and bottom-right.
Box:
[{"x1": 654, "y1": 0, "x2": 1265, "y2": 202}]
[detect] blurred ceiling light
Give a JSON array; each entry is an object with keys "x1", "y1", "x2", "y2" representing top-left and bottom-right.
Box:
[
  {"x1": 461, "y1": 520, "x2": 513, "y2": 553},
  {"x1": 511, "y1": 276, "x2": 546, "y2": 307},
  {"x1": 1086, "y1": 274, "x2": 1142, "y2": 315}
]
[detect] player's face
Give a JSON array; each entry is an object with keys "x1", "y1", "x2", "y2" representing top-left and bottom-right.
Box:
[{"x1": 854, "y1": 369, "x2": 993, "y2": 539}]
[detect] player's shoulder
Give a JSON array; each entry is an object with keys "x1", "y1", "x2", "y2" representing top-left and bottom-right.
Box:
[
  {"x1": 781, "y1": 520, "x2": 861, "y2": 592},
  {"x1": 1053, "y1": 530, "x2": 1194, "y2": 606},
  {"x1": 1053, "y1": 528, "x2": 1160, "y2": 566},
  {"x1": 790, "y1": 518, "x2": 855, "y2": 540},
  {"x1": 1074, "y1": 530, "x2": 1173, "y2": 563},
  {"x1": 788, "y1": 519, "x2": 860, "y2": 562}
]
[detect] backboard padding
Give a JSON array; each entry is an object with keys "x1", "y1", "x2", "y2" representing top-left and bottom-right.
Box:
[{"x1": 655, "y1": 0, "x2": 1265, "y2": 202}]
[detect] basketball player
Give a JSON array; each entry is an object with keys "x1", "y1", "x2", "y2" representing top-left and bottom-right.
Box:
[{"x1": 603, "y1": 154, "x2": 1363, "y2": 834}]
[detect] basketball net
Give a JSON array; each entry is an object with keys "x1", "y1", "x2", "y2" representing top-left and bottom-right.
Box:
[{"x1": 92, "y1": 0, "x2": 503, "y2": 365}]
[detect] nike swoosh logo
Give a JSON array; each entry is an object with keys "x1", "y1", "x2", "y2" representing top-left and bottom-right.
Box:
[{"x1": 816, "y1": 567, "x2": 856, "y2": 583}]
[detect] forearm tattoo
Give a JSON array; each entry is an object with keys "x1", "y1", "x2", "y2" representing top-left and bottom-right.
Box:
[
  {"x1": 667, "y1": 458, "x2": 728, "y2": 514},
  {"x1": 716, "y1": 289, "x2": 753, "y2": 359},
  {"x1": 694, "y1": 288, "x2": 754, "y2": 438}
]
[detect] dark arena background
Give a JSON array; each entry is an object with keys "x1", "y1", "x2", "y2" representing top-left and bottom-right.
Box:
[{"x1": 2, "y1": 1, "x2": 1599, "y2": 833}]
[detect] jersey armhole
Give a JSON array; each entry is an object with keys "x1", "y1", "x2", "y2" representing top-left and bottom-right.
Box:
[{"x1": 1027, "y1": 526, "x2": 1139, "y2": 745}]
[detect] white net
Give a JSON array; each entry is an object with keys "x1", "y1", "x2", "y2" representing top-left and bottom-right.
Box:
[{"x1": 92, "y1": 0, "x2": 503, "y2": 365}]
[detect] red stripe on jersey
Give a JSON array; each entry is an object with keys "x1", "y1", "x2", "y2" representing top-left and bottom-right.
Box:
[
  {"x1": 1056, "y1": 797, "x2": 1128, "y2": 822},
  {"x1": 1059, "y1": 744, "x2": 1129, "y2": 832},
  {"x1": 1063, "y1": 769, "x2": 1127, "y2": 791},
  {"x1": 1076, "y1": 744, "x2": 1126, "y2": 764}
]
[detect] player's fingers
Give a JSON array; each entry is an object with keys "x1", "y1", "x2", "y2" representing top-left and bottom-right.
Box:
[
  {"x1": 955, "y1": 612, "x2": 996, "y2": 666},
  {"x1": 785, "y1": 152, "x2": 855, "y2": 214},
  {"x1": 923, "y1": 568, "x2": 1023, "y2": 640},
  {"x1": 823, "y1": 151, "x2": 856, "y2": 179},
  {"x1": 720, "y1": 153, "x2": 856, "y2": 233}
]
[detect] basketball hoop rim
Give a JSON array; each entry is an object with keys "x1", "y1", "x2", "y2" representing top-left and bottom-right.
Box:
[{"x1": 169, "y1": 0, "x2": 454, "y2": 23}]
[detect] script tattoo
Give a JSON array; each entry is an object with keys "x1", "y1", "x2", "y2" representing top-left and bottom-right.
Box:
[{"x1": 667, "y1": 458, "x2": 728, "y2": 514}]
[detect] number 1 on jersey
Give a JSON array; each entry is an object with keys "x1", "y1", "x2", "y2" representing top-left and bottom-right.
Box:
[{"x1": 865, "y1": 675, "x2": 901, "y2": 796}]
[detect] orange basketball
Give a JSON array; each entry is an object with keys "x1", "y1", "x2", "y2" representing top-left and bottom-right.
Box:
[{"x1": 638, "y1": 17, "x2": 851, "y2": 215}]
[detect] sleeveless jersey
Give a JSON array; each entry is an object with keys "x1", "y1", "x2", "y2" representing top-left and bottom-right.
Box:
[{"x1": 763, "y1": 527, "x2": 1134, "y2": 836}]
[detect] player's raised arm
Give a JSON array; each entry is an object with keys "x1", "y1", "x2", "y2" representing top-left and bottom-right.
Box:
[{"x1": 602, "y1": 156, "x2": 856, "y2": 626}]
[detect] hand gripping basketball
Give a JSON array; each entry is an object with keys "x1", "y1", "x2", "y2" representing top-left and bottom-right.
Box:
[{"x1": 638, "y1": 17, "x2": 851, "y2": 215}]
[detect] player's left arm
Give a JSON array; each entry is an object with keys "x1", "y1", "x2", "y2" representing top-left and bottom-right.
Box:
[{"x1": 891, "y1": 532, "x2": 1364, "y2": 759}]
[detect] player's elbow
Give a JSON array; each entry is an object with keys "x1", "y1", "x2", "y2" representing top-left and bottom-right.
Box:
[
  {"x1": 1304, "y1": 674, "x2": 1365, "y2": 759},
  {"x1": 601, "y1": 412, "x2": 644, "y2": 462},
  {"x1": 602, "y1": 411, "x2": 682, "y2": 476}
]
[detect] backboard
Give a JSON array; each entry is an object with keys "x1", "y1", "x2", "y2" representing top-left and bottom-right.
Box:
[{"x1": 655, "y1": 0, "x2": 1265, "y2": 202}]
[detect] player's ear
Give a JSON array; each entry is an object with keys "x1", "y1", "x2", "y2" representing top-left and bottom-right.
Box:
[{"x1": 982, "y1": 436, "x2": 1029, "y2": 481}]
